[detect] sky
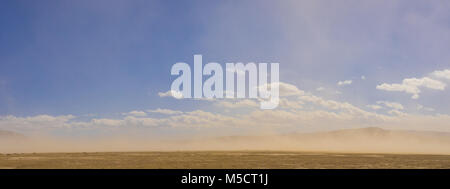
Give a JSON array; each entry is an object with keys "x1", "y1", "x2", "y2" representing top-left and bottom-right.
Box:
[{"x1": 1, "y1": 0, "x2": 450, "y2": 138}]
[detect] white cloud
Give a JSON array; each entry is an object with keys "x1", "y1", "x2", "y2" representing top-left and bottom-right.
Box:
[
  {"x1": 216, "y1": 99, "x2": 259, "y2": 109},
  {"x1": 158, "y1": 90, "x2": 183, "y2": 99},
  {"x1": 123, "y1": 116, "x2": 159, "y2": 127},
  {"x1": 361, "y1": 75, "x2": 366, "y2": 80},
  {"x1": 85, "y1": 116, "x2": 161, "y2": 127},
  {"x1": 316, "y1": 87, "x2": 325, "y2": 91},
  {"x1": 366, "y1": 105, "x2": 383, "y2": 110},
  {"x1": 337, "y1": 80, "x2": 352, "y2": 86},
  {"x1": 377, "y1": 77, "x2": 446, "y2": 99},
  {"x1": 417, "y1": 104, "x2": 435, "y2": 112},
  {"x1": 376, "y1": 101, "x2": 404, "y2": 110},
  {"x1": 148, "y1": 108, "x2": 183, "y2": 115},
  {"x1": 388, "y1": 109, "x2": 406, "y2": 116},
  {"x1": 92, "y1": 118, "x2": 122, "y2": 127},
  {"x1": 4, "y1": 108, "x2": 450, "y2": 133},
  {"x1": 122, "y1": 110, "x2": 147, "y2": 117},
  {"x1": 432, "y1": 69, "x2": 450, "y2": 80},
  {"x1": 278, "y1": 98, "x2": 304, "y2": 109},
  {"x1": 0, "y1": 114, "x2": 75, "y2": 130},
  {"x1": 4, "y1": 82, "x2": 450, "y2": 135},
  {"x1": 258, "y1": 82, "x2": 304, "y2": 97}
]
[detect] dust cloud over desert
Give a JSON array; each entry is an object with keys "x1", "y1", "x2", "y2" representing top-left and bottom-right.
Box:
[{"x1": 2, "y1": 127, "x2": 450, "y2": 155}]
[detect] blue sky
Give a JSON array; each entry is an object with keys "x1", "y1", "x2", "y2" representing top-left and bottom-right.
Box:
[
  {"x1": 1, "y1": 0, "x2": 208, "y2": 116},
  {"x1": 1, "y1": 1, "x2": 450, "y2": 136}
]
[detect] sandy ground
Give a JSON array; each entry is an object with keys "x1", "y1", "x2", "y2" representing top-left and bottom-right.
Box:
[{"x1": 1, "y1": 151, "x2": 449, "y2": 169}]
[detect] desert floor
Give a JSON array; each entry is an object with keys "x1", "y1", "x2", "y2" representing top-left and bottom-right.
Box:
[{"x1": 1, "y1": 151, "x2": 449, "y2": 169}]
